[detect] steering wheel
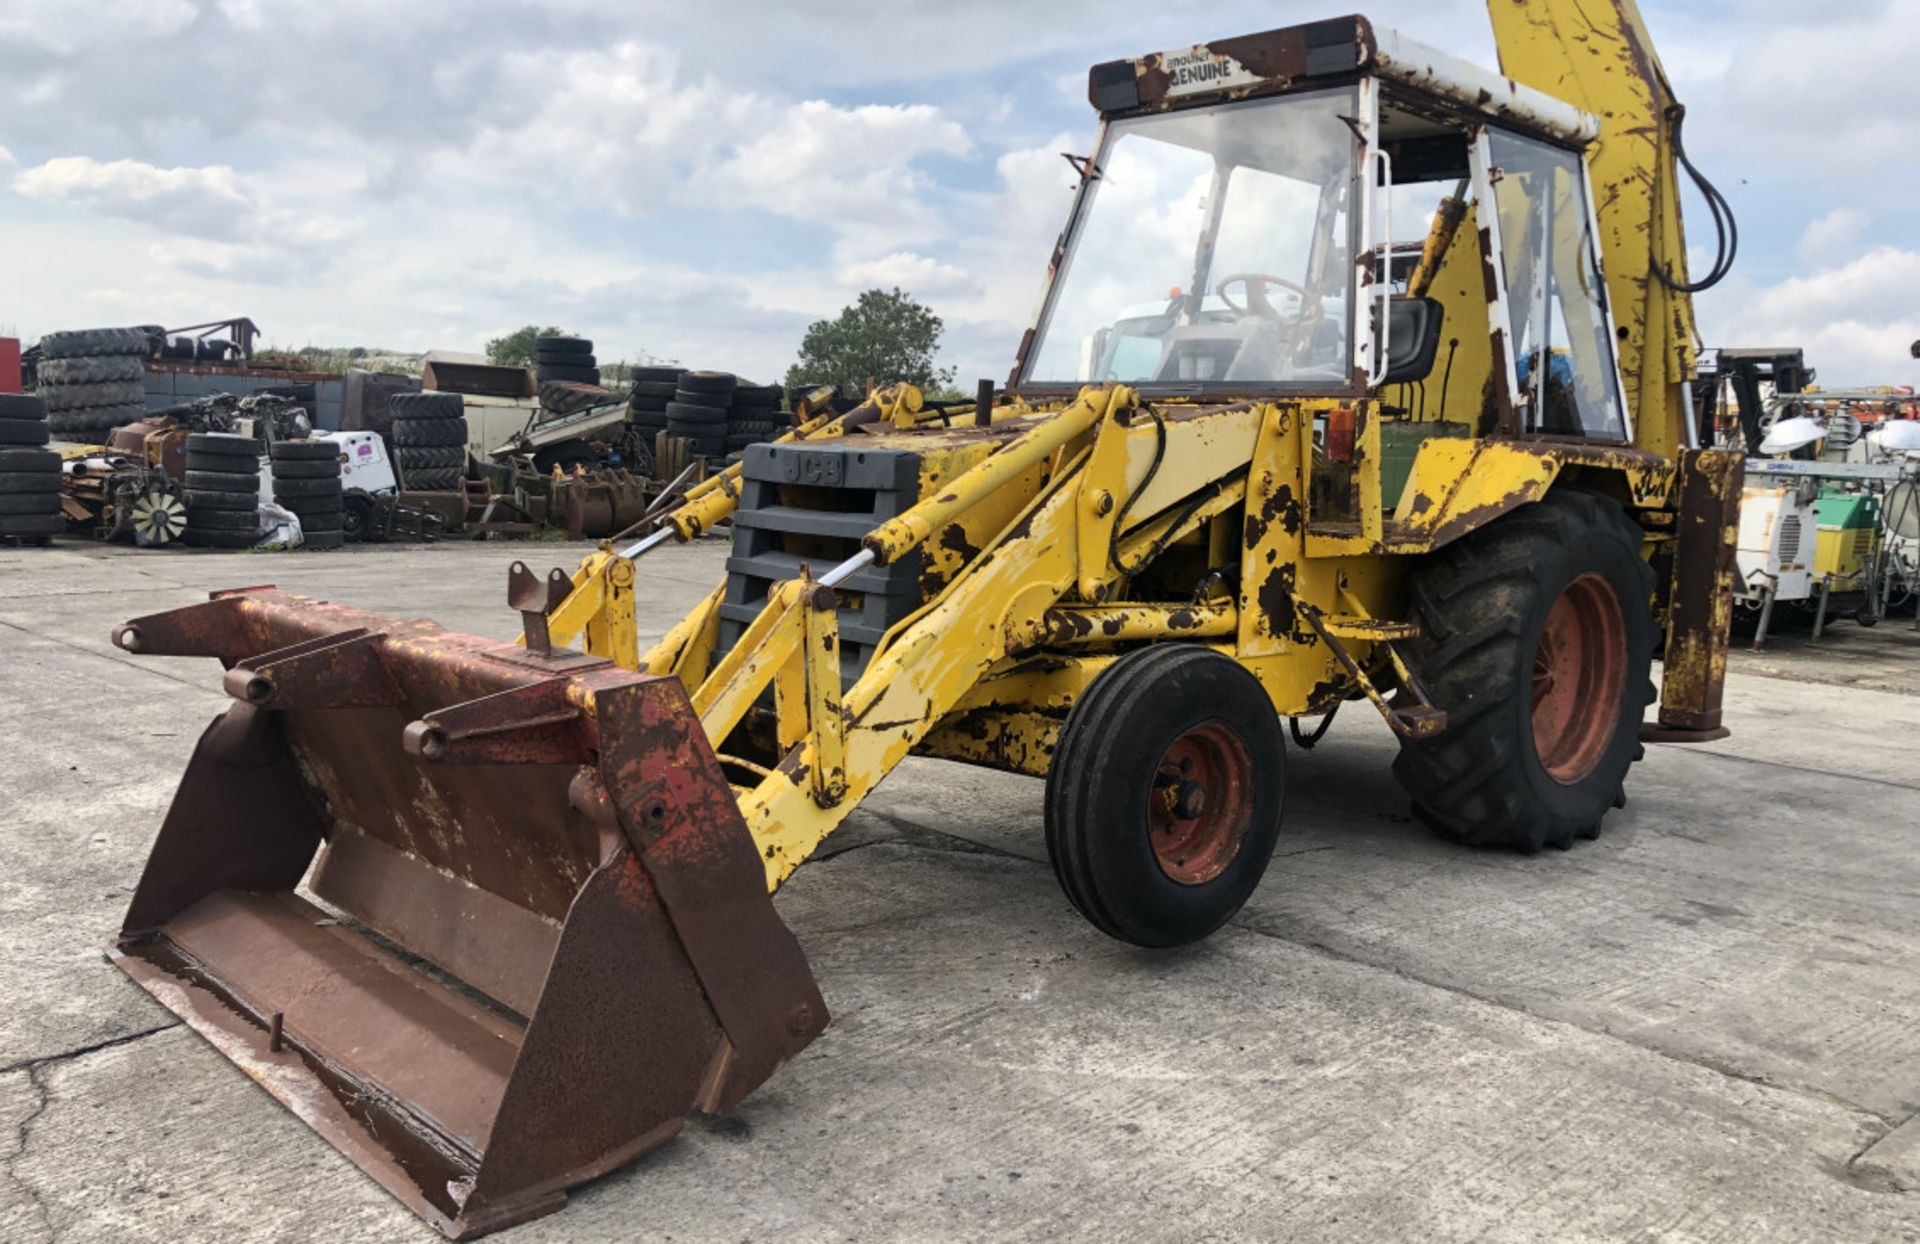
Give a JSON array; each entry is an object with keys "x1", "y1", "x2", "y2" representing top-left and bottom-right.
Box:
[{"x1": 1216, "y1": 272, "x2": 1311, "y2": 319}]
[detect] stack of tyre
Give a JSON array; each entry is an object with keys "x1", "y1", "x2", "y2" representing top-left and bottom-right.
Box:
[
  {"x1": 35, "y1": 327, "x2": 153, "y2": 440},
  {"x1": 389, "y1": 393, "x2": 468, "y2": 492},
  {"x1": 665, "y1": 371, "x2": 734, "y2": 458},
  {"x1": 182, "y1": 433, "x2": 262, "y2": 550},
  {"x1": 728, "y1": 383, "x2": 784, "y2": 454},
  {"x1": 270, "y1": 441, "x2": 345, "y2": 550},
  {"x1": 535, "y1": 336, "x2": 598, "y2": 386},
  {"x1": 626, "y1": 366, "x2": 685, "y2": 441},
  {"x1": 0, "y1": 394, "x2": 62, "y2": 546}
]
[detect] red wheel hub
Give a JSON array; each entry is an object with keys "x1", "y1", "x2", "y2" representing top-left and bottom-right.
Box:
[
  {"x1": 1531, "y1": 573, "x2": 1627, "y2": 786},
  {"x1": 1148, "y1": 722, "x2": 1254, "y2": 886}
]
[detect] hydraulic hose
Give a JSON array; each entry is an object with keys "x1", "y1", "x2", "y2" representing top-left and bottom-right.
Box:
[{"x1": 1656, "y1": 106, "x2": 1738, "y2": 294}]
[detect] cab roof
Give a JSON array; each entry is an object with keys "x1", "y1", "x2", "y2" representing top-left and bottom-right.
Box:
[{"x1": 1088, "y1": 14, "x2": 1600, "y2": 148}]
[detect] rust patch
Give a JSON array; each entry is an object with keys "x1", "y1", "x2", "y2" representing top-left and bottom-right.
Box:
[
  {"x1": 1303, "y1": 677, "x2": 1349, "y2": 717},
  {"x1": 1271, "y1": 483, "x2": 1304, "y2": 536},
  {"x1": 1257, "y1": 563, "x2": 1300, "y2": 639},
  {"x1": 938, "y1": 523, "x2": 980, "y2": 563}
]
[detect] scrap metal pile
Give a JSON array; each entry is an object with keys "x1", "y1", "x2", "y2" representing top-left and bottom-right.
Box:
[{"x1": 56, "y1": 391, "x2": 442, "y2": 550}]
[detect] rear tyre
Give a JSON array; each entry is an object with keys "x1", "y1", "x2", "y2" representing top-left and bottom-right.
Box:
[
  {"x1": 392, "y1": 417, "x2": 468, "y2": 449},
  {"x1": 536, "y1": 364, "x2": 600, "y2": 385},
  {"x1": 0, "y1": 513, "x2": 63, "y2": 538},
  {"x1": 39, "y1": 328, "x2": 150, "y2": 359},
  {"x1": 1392, "y1": 489, "x2": 1656, "y2": 853},
  {"x1": 0, "y1": 421, "x2": 51, "y2": 447},
  {"x1": 400, "y1": 467, "x2": 461, "y2": 492},
  {"x1": 37, "y1": 356, "x2": 144, "y2": 385},
  {"x1": 1044, "y1": 645, "x2": 1286, "y2": 948},
  {"x1": 39, "y1": 379, "x2": 145, "y2": 412},
  {"x1": 269, "y1": 439, "x2": 339, "y2": 462},
  {"x1": 184, "y1": 469, "x2": 260, "y2": 492}
]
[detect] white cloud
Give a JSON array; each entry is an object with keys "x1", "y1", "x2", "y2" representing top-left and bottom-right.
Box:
[
  {"x1": 1797, "y1": 208, "x2": 1869, "y2": 267},
  {"x1": 1699, "y1": 247, "x2": 1920, "y2": 386},
  {"x1": 7, "y1": 155, "x2": 362, "y2": 285},
  {"x1": 838, "y1": 252, "x2": 974, "y2": 296},
  {"x1": 0, "y1": 0, "x2": 197, "y2": 54},
  {"x1": 459, "y1": 42, "x2": 971, "y2": 256},
  {"x1": 694, "y1": 100, "x2": 970, "y2": 250},
  {"x1": 11, "y1": 156, "x2": 253, "y2": 237}
]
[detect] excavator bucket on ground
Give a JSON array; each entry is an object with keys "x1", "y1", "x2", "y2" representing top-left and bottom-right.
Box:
[{"x1": 106, "y1": 585, "x2": 826, "y2": 1239}]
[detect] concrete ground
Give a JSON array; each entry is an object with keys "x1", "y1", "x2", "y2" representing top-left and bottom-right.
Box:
[{"x1": 3, "y1": 536, "x2": 1918, "y2": 1243}]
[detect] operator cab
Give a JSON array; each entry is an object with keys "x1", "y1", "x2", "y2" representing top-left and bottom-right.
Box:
[{"x1": 1012, "y1": 14, "x2": 1634, "y2": 504}]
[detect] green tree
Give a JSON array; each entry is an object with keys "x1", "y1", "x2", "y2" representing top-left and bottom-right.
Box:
[
  {"x1": 486, "y1": 325, "x2": 573, "y2": 368},
  {"x1": 784, "y1": 288, "x2": 955, "y2": 393}
]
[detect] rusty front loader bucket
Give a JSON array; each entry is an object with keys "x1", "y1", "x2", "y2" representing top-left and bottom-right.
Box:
[{"x1": 106, "y1": 587, "x2": 826, "y2": 1239}]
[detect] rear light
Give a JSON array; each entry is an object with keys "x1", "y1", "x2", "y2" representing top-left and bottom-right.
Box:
[{"x1": 1326, "y1": 407, "x2": 1356, "y2": 463}]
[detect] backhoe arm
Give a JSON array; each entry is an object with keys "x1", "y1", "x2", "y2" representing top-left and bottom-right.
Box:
[{"x1": 1487, "y1": 0, "x2": 1701, "y2": 459}]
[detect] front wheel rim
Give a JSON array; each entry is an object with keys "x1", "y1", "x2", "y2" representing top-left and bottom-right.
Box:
[
  {"x1": 1531, "y1": 572, "x2": 1628, "y2": 786},
  {"x1": 1148, "y1": 721, "x2": 1255, "y2": 886}
]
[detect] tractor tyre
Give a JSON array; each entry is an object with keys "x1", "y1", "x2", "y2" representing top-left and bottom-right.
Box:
[
  {"x1": 0, "y1": 394, "x2": 49, "y2": 422},
  {"x1": 1045, "y1": 645, "x2": 1286, "y2": 948},
  {"x1": 388, "y1": 392, "x2": 465, "y2": 421},
  {"x1": 269, "y1": 459, "x2": 342, "y2": 480},
  {"x1": 38, "y1": 328, "x2": 150, "y2": 359},
  {"x1": 536, "y1": 364, "x2": 600, "y2": 385},
  {"x1": 39, "y1": 380, "x2": 145, "y2": 412},
  {"x1": 37, "y1": 356, "x2": 145, "y2": 385},
  {"x1": 269, "y1": 439, "x2": 340, "y2": 462},
  {"x1": 1392, "y1": 488, "x2": 1655, "y2": 853},
  {"x1": 184, "y1": 469, "x2": 260, "y2": 492},
  {"x1": 0, "y1": 420, "x2": 51, "y2": 447},
  {"x1": 184, "y1": 488, "x2": 258, "y2": 511}
]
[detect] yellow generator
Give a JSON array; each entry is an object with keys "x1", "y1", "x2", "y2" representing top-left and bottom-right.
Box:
[{"x1": 106, "y1": 4, "x2": 1744, "y2": 1237}]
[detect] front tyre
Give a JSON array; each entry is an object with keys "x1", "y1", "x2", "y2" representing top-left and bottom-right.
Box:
[
  {"x1": 1045, "y1": 645, "x2": 1286, "y2": 948},
  {"x1": 1392, "y1": 489, "x2": 1656, "y2": 852}
]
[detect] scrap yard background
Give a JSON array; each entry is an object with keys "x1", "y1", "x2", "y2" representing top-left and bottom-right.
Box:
[{"x1": 4, "y1": 537, "x2": 1917, "y2": 1241}]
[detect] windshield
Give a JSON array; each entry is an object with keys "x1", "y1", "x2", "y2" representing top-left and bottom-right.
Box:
[{"x1": 1022, "y1": 88, "x2": 1360, "y2": 390}]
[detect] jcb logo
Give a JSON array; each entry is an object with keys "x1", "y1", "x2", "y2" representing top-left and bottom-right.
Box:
[{"x1": 780, "y1": 452, "x2": 845, "y2": 488}]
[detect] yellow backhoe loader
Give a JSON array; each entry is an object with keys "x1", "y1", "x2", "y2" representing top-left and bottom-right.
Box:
[{"x1": 107, "y1": 3, "x2": 1744, "y2": 1236}]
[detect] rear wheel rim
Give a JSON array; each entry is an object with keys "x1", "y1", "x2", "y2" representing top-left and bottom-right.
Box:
[
  {"x1": 1148, "y1": 722, "x2": 1254, "y2": 886},
  {"x1": 1531, "y1": 573, "x2": 1628, "y2": 785}
]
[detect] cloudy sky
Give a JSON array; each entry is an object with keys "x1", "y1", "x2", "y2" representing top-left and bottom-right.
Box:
[{"x1": 0, "y1": 0, "x2": 1914, "y2": 388}]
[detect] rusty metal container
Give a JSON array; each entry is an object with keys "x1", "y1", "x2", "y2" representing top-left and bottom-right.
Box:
[
  {"x1": 107, "y1": 586, "x2": 826, "y2": 1238},
  {"x1": 552, "y1": 467, "x2": 650, "y2": 539}
]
